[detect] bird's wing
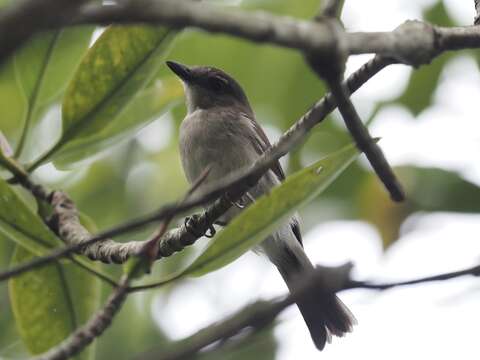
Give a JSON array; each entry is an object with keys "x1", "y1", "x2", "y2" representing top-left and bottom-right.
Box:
[
  {"x1": 241, "y1": 113, "x2": 303, "y2": 246},
  {"x1": 242, "y1": 113, "x2": 285, "y2": 181}
]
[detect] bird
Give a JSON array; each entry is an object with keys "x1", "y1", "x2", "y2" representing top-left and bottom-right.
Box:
[{"x1": 166, "y1": 60, "x2": 355, "y2": 350}]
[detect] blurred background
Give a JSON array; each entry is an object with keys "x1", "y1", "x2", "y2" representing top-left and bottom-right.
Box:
[{"x1": 1, "y1": 0, "x2": 480, "y2": 359}]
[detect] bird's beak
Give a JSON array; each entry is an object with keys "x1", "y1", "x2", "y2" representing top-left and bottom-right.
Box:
[{"x1": 166, "y1": 61, "x2": 193, "y2": 82}]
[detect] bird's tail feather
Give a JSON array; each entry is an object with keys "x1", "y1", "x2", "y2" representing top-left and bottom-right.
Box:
[{"x1": 277, "y1": 247, "x2": 355, "y2": 350}]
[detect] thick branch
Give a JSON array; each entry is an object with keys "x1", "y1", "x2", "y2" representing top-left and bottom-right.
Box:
[
  {"x1": 0, "y1": 0, "x2": 87, "y2": 66},
  {"x1": 140, "y1": 299, "x2": 286, "y2": 360},
  {"x1": 0, "y1": 0, "x2": 479, "y2": 70},
  {"x1": 50, "y1": 191, "x2": 147, "y2": 264},
  {"x1": 72, "y1": 0, "x2": 480, "y2": 67}
]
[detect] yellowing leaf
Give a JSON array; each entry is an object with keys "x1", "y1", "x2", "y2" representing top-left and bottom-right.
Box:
[{"x1": 28, "y1": 25, "x2": 180, "y2": 170}]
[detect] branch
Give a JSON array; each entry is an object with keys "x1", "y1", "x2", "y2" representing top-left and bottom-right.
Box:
[
  {"x1": 0, "y1": 0, "x2": 478, "y2": 71},
  {"x1": 70, "y1": 0, "x2": 480, "y2": 67},
  {"x1": 0, "y1": 55, "x2": 394, "y2": 283},
  {"x1": 305, "y1": 15, "x2": 404, "y2": 201},
  {"x1": 346, "y1": 264, "x2": 480, "y2": 290},
  {"x1": 321, "y1": 0, "x2": 345, "y2": 19},
  {"x1": 475, "y1": 0, "x2": 480, "y2": 25},
  {"x1": 0, "y1": 0, "x2": 88, "y2": 66},
  {"x1": 135, "y1": 262, "x2": 480, "y2": 360},
  {"x1": 327, "y1": 79, "x2": 404, "y2": 201},
  {"x1": 139, "y1": 299, "x2": 286, "y2": 360}
]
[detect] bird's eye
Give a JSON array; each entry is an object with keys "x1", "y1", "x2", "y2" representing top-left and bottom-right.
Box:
[{"x1": 208, "y1": 76, "x2": 228, "y2": 92}]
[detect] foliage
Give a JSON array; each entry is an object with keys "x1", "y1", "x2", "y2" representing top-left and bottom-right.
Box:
[{"x1": 0, "y1": 0, "x2": 478, "y2": 359}]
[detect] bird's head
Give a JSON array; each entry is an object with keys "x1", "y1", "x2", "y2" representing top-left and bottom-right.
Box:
[{"x1": 166, "y1": 61, "x2": 253, "y2": 115}]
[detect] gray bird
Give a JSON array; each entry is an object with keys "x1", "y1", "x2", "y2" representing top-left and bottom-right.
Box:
[{"x1": 167, "y1": 60, "x2": 355, "y2": 350}]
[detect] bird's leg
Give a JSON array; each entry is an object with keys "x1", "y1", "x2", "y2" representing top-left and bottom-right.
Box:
[{"x1": 184, "y1": 213, "x2": 216, "y2": 238}]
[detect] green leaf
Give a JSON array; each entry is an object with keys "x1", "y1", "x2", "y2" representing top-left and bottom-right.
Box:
[
  {"x1": 29, "y1": 25, "x2": 179, "y2": 170},
  {"x1": 9, "y1": 246, "x2": 100, "y2": 359},
  {"x1": 0, "y1": 180, "x2": 101, "y2": 358},
  {"x1": 54, "y1": 76, "x2": 183, "y2": 168},
  {"x1": 9, "y1": 247, "x2": 74, "y2": 355},
  {"x1": 0, "y1": 59, "x2": 26, "y2": 145},
  {"x1": 406, "y1": 166, "x2": 480, "y2": 213},
  {"x1": 61, "y1": 258, "x2": 101, "y2": 360},
  {"x1": 186, "y1": 143, "x2": 360, "y2": 277},
  {"x1": 13, "y1": 26, "x2": 95, "y2": 158},
  {"x1": 0, "y1": 178, "x2": 62, "y2": 255}
]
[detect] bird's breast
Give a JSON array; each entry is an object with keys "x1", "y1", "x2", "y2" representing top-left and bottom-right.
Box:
[{"x1": 179, "y1": 109, "x2": 258, "y2": 185}]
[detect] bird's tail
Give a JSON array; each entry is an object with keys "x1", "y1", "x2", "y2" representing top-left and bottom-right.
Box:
[{"x1": 277, "y1": 246, "x2": 355, "y2": 350}]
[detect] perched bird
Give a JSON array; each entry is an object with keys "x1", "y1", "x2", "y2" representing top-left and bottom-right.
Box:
[{"x1": 167, "y1": 60, "x2": 355, "y2": 350}]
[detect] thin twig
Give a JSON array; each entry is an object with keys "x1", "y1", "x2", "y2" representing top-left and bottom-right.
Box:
[
  {"x1": 345, "y1": 264, "x2": 480, "y2": 290},
  {"x1": 307, "y1": 9, "x2": 403, "y2": 201},
  {"x1": 0, "y1": 153, "x2": 50, "y2": 200},
  {"x1": 69, "y1": 257, "x2": 119, "y2": 288},
  {"x1": 327, "y1": 79, "x2": 405, "y2": 201},
  {"x1": 321, "y1": 0, "x2": 345, "y2": 19},
  {"x1": 475, "y1": 0, "x2": 480, "y2": 25}
]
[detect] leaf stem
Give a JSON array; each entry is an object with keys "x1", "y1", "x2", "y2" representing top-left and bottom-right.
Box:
[
  {"x1": 26, "y1": 140, "x2": 62, "y2": 173},
  {"x1": 0, "y1": 152, "x2": 29, "y2": 180}
]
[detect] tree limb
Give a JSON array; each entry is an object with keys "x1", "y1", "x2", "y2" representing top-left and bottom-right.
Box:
[
  {"x1": 70, "y1": 0, "x2": 480, "y2": 66},
  {"x1": 0, "y1": 0, "x2": 477, "y2": 68},
  {"x1": 135, "y1": 262, "x2": 480, "y2": 360},
  {"x1": 0, "y1": 55, "x2": 394, "y2": 282},
  {"x1": 0, "y1": 0, "x2": 88, "y2": 66}
]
